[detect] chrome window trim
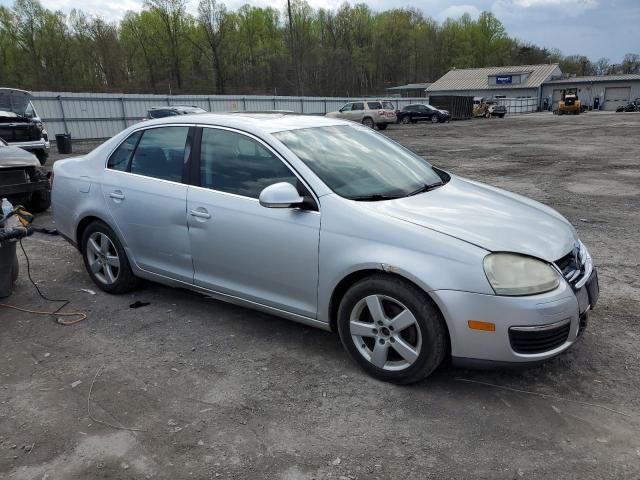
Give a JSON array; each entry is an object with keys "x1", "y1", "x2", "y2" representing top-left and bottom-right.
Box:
[
  {"x1": 104, "y1": 123, "x2": 198, "y2": 170},
  {"x1": 509, "y1": 318, "x2": 571, "y2": 332}
]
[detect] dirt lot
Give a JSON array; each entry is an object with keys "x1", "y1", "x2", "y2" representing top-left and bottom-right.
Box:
[{"x1": 1, "y1": 112, "x2": 639, "y2": 479}]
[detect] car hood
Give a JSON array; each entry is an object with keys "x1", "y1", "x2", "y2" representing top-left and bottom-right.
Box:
[
  {"x1": 0, "y1": 88, "x2": 31, "y2": 116},
  {"x1": 0, "y1": 145, "x2": 39, "y2": 168},
  {"x1": 367, "y1": 175, "x2": 576, "y2": 262}
]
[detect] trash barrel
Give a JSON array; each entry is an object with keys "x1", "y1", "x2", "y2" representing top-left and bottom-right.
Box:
[
  {"x1": 55, "y1": 133, "x2": 72, "y2": 154},
  {"x1": 0, "y1": 240, "x2": 18, "y2": 298}
]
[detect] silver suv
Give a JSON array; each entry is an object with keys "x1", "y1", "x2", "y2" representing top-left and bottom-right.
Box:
[{"x1": 326, "y1": 100, "x2": 397, "y2": 130}]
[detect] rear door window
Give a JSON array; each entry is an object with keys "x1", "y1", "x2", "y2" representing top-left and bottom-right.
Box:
[
  {"x1": 367, "y1": 102, "x2": 382, "y2": 109},
  {"x1": 351, "y1": 103, "x2": 364, "y2": 111},
  {"x1": 129, "y1": 126, "x2": 190, "y2": 182}
]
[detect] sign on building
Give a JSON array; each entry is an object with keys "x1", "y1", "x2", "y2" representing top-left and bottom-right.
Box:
[{"x1": 496, "y1": 75, "x2": 513, "y2": 85}]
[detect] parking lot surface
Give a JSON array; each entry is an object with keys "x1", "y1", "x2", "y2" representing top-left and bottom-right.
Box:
[{"x1": 1, "y1": 112, "x2": 639, "y2": 479}]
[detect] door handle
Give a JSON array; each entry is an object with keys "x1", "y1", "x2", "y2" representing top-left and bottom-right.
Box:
[
  {"x1": 189, "y1": 208, "x2": 211, "y2": 220},
  {"x1": 109, "y1": 191, "x2": 125, "y2": 201}
]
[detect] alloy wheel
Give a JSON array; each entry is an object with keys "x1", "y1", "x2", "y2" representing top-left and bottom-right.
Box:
[
  {"x1": 86, "y1": 231, "x2": 120, "y2": 285},
  {"x1": 349, "y1": 294, "x2": 422, "y2": 371}
]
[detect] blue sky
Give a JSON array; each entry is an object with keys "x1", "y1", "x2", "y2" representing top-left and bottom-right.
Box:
[{"x1": 1, "y1": 0, "x2": 637, "y2": 63}]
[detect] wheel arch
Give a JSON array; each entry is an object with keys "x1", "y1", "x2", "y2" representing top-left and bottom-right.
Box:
[
  {"x1": 328, "y1": 269, "x2": 452, "y2": 354},
  {"x1": 75, "y1": 215, "x2": 122, "y2": 253}
]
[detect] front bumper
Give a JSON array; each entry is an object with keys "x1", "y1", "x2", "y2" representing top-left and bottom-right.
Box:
[
  {"x1": 431, "y1": 272, "x2": 598, "y2": 364},
  {"x1": 9, "y1": 139, "x2": 50, "y2": 153},
  {"x1": 0, "y1": 179, "x2": 49, "y2": 197}
]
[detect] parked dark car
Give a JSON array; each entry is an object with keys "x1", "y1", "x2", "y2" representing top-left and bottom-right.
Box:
[
  {"x1": 0, "y1": 88, "x2": 50, "y2": 165},
  {"x1": 397, "y1": 104, "x2": 450, "y2": 124},
  {"x1": 615, "y1": 98, "x2": 640, "y2": 113},
  {"x1": 0, "y1": 138, "x2": 50, "y2": 211},
  {"x1": 144, "y1": 105, "x2": 207, "y2": 120}
]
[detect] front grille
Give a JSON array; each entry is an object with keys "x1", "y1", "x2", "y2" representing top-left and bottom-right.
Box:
[
  {"x1": 509, "y1": 320, "x2": 571, "y2": 354},
  {"x1": 555, "y1": 246, "x2": 587, "y2": 287},
  {"x1": 0, "y1": 168, "x2": 29, "y2": 187},
  {"x1": 0, "y1": 125, "x2": 40, "y2": 142}
]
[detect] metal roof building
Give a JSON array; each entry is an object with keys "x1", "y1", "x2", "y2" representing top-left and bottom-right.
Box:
[
  {"x1": 426, "y1": 64, "x2": 561, "y2": 113},
  {"x1": 541, "y1": 74, "x2": 640, "y2": 111},
  {"x1": 384, "y1": 83, "x2": 431, "y2": 97}
]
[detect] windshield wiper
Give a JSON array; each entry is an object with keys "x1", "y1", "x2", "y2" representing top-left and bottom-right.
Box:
[
  {"x1": 349, "y1": 194, "x2": 403, "y2": 202},
  {"x1": 406, "y1": 181, "x2": 444, "y2": 197}
]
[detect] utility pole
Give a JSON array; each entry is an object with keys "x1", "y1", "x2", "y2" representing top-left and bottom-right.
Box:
[{"x1": 287, "y1": 0, "x2": 300, "y2": 95}]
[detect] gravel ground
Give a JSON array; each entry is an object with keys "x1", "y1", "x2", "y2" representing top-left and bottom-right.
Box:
[{"x1": 1, "y1": 112, "x2": 639, "y2": 479}]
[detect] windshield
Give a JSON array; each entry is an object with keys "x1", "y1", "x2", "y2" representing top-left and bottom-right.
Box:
[
  {"x1": 425, "y1": 104, "x2": 437, "y2": 111},
  {"x1": 274, "y1": 125, "x2": 443, "y2": 200}
]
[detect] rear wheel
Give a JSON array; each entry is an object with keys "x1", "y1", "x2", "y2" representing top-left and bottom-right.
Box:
[
  {"x1": 377, "y1": 123, "x2": 388, "y2": 130},
  {"x1": 81, "y1": 221, "x2": 140, "y2": 294},
  {"x1": 337, "y1": 274, "x2": 447, "y2": 384},
  {"x1": 362, "y1": 117, "x2": 374, "y2": 129}
]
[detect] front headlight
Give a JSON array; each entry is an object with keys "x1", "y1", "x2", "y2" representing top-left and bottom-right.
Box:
[{"x1": 483, "y1": 253, "x2": 560, "y2": 296}]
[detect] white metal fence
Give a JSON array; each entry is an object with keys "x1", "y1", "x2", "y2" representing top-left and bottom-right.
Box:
[{"x1": 31, "y1": 92, "x2": 427, "y2": 140}]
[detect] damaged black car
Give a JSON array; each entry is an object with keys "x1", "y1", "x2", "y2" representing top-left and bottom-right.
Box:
[{"x1": 0, "y1": 88, "x2": 50, "y2": 165}]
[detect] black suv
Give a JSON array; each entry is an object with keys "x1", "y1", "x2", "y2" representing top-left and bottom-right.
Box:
[
  {"x1": 144, "y1": 105, "x2": 207, "y2": 120},
  {"x1": 397, "y1": 104, "x2": 451, "y2": 124}
]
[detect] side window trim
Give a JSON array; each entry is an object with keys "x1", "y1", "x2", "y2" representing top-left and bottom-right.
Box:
[
  {"x1": 192, "y1": 125, "x2": 319, "y2": 211},
  {"x1": 105, "y1": 124, "x2": 196, "y2": 186}
]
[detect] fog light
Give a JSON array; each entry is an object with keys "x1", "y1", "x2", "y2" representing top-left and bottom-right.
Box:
[{"x1": 468, "y1": 320, "x2": 496, "y2": 332}]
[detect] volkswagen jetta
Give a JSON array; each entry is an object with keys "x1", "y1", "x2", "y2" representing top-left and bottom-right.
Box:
[{"x1": 52, "y1": 113, "x2": 599, "y2": 383}]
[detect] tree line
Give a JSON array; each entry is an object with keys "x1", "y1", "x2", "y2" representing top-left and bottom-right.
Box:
[{"x1": 1, "y1": 0, "x2": 639, "y2": 96}]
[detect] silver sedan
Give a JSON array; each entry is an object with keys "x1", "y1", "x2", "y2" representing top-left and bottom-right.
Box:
[{"x1": 52, "y1": 113, "x2": 599, "y2": 383}]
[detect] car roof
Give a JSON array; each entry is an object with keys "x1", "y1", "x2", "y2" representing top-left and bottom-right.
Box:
[{"x1": 139, "y1": 112, "x2": 349, "y2": 134}]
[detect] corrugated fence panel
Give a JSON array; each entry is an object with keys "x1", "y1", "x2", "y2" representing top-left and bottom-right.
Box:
[{"x1": 31, "y1": 92, "x2": 427, "y2": 140}]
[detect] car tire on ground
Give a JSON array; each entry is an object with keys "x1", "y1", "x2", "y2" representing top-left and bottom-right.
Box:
[
  {"x1": 377, "y1": 123, "x2": 388, "y2": 130},
  {"x1": 401, "y1": 116, "x2": 411, "y2": 125},
  {"x1": 28, "y1": 189, "x2": 51, "y2": 212},
  {"x1": 81, "y1": 221, "x2": 141, "y2": 294},
  {"x1": 362, "y1": 117, "x2": 375, "y2": 128},
  {"x1": 499, "y1": 114, "x2": 505, "y2": 118},
  {"x1": 36, "y1": 150, "x2": 48, "y2": 166},
  {"x1": 431, "y1": 116, "x2": 439, "y2": 123},
  {"x1": 337, "y1": 274, "x2": 447, "y2": 384}
]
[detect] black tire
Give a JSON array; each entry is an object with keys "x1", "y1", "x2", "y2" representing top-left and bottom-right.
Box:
[
  {"x1": 401, "y1": 116, "x2": 411, "y2": 125},
  {"x1": 499, "y1": 113, "x2": 505, "y2": 118},
  {"x1": 28, "y1": 189, "x2": 51, "y2": 212},
  {"x1": 431, "y1": 115, "x2": 439, "y2": 124},
  {"x1": 362, "y1": 117, "x2": 374, "y2": 128},
  {"x1": 36, "y1": 150, "x2": 48, "y2": 166},
  {"x1": 81, "y1": 220, "x2": 140, "y2": 294},
  {"x1": 377, "y1": 123, "x2": 388, "y2": 130},
  {"x1": 337, "y1": 274, "x2": 447, "y2": 384}
]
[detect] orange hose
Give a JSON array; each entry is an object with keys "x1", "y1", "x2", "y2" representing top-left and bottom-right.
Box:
[{"x1": 0, "y1": 303, "x2": 87, "y2": 325}]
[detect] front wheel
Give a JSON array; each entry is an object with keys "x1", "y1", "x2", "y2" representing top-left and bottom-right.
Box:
[
  {"x1": 337, "y1": 274, "x2": 447, "y2": 384},
  {"x1": 81, "y1": 221, "x2": 140, "y2": 294},
  {"x1": 431, "y1": 115, "x2": 439, "y2": 123},
  {"x1": 401, "y1": 116, "x2": 411, "y2": 125},
  {"x1": 36, "y1": 150, "x2": 48, "y2": 166}
]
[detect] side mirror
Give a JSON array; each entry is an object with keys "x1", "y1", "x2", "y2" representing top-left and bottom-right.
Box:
[{"x1": 259, "y1": 182, "x2": 304, "y2": 208}]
